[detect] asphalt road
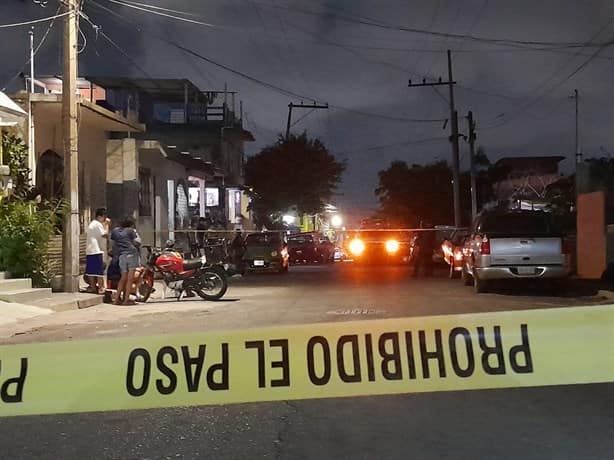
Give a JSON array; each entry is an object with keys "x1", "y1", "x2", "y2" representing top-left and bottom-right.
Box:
[{"x1": 1, "y1": 264, "x2": 613, "y2": 459}]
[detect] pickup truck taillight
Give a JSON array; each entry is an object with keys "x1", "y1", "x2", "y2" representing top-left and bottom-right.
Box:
[{"x1": 479, "y1": 237, "x2": 491, "y2": 255}]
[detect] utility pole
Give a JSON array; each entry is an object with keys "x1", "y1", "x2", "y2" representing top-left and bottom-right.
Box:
[
  {"x1": 467, "y1": 111, "x2": 477, "y2": 221},
  {"x1": 409, "y1": 49, "x2": 461, "y2": 227},
  {"x1": 28, "y1": 28, "x2": 36, "y2": 185},
  {"x1": 285, "y1": 102, "x2": 329, "y2": 140},
  {"x1": 571, "y1": 89, "x2": 581, "y2": 164},
  {"x1": 62, "y1": 0, "x2": 81, "y2": 292}
]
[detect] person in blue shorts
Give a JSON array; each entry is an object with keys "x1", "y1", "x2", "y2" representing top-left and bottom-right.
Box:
[
  {"x1": 85, "y1": 208, "x2": 110, "y2": 294},
  {"x1": 110, "y1": 217, "x2": 141, "y2": 305}
]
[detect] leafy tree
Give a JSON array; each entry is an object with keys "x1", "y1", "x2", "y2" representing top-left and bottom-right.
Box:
[
  {"x1": 375, "y1": 160, "x2": 454, "y2": 227},
  {"x1": 245, "y1": 133, "x2": 345, "y2": 226}
]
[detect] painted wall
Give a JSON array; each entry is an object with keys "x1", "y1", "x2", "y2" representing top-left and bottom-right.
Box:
[{"x1": 577, "y1": 191, "x2": 606, "y2": 279}]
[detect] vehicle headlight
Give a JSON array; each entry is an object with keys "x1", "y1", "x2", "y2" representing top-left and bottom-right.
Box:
[
  {"x1": 349, "y1": 238, "x2": 365, "y2": 256},
  {"x1": 385, "y1": 239, "x2": 400, "y2": 254},
  {"x1": 454, "y1": 250, "x2": 463, "y2": 261},
  {"x1": 271, "y1": 251, "x2": 278, "y2": 257}
]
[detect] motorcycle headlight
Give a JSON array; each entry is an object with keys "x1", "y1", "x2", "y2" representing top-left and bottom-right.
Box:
[{"x1": 271, "y1": 251, "x2": 278, "y2": 257}]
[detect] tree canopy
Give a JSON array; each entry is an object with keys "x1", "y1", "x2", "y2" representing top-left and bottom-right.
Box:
[{"x1": 245, "y1": 133, "x2": 345, "y2": 226}]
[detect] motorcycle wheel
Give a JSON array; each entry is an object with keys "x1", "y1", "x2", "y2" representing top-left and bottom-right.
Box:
[
  {"x1": 197, "y1": 268, "x2": 228, "y2": 301},
  {"x1": 138, "y1": 272, "x2": 155, "y2": 302}
]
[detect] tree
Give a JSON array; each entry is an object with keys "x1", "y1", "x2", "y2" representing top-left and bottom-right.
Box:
[
  {"x1": 375, "y1": 160, "x2": 454, "y2": 227},
  {"x1": 245, "y1": 133, "x2": 345, "y2": 227}
]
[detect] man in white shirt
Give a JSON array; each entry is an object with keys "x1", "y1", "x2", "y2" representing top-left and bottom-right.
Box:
[{"x1": 85, "y1": 207, "x2": 110, "y2": 294}]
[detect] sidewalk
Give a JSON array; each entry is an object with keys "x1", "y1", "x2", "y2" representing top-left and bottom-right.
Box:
[{"x1": 0, "y1": 292, "x2": 103, "y2": 328}]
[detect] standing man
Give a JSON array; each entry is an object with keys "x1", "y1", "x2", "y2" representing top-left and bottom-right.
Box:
[{"x1": 85, "y1": 208, "x2": 110, "y2": 294}]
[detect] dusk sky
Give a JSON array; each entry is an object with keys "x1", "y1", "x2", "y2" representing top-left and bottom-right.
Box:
[{"x1": 3, "y1": 0, "x2": 614, "y2": 220}]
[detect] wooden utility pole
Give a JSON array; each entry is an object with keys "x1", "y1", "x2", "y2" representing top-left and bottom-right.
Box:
[
  {"x1": 285, "y1": 102, "x2": 329, "y2": 140},
  {"x1": 62, "y1": 0, "x2": 81, "y2": 292},
  {"x1": 467, "y1": 111, "x2": 477, "y2": 221},
  {"x1": 408, "y1": 50, "x2": 461, "y2": 227}
]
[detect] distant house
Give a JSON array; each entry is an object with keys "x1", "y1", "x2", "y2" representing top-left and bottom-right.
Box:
[{"x1": 492, "y1": 156, "x2": 565, "y2": 210}]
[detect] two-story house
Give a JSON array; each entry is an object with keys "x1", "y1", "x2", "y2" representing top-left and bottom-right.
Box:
[{"x1": 85, "y1": 77, "x2": 254, "y2": 234}]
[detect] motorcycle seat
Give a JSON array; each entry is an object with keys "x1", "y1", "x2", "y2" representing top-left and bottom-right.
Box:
[{"x1": 182, "y1": 259, "x2": 203, "y2": 270}]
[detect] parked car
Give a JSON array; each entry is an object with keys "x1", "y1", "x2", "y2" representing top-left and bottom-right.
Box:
[
  {"x1": 288, "y1": 232, "x2": 333, "y2": 264},
  {"x1": 462, "y1": 211, "x2": 571, "y2": 293},
  {"x1": 442, "y1": 228, "x2": 470, "y2": 278},
  {"x1": 242, "y1": 232, "x2": 289, "y2": 273}
]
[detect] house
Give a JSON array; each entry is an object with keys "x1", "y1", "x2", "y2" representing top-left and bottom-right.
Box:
[
  {"x1": 83, "y1": 77, "x2": 255, "y2": 235},
  {"x1": 491, "y1": 156, "x2": 565, "y2": 210}
]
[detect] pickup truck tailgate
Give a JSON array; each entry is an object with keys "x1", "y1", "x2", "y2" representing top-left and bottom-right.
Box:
[{"x1": 489, "y1": 237, "x2": 564, "y2": 265}]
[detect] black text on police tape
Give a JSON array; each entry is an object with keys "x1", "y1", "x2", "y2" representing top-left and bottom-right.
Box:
[
  {"x1": 126, "y1": 345, "x2": 229, "y2": 396},
  {"x1": 0, "y1": 358, "x2": 28, "y2": 403},
  {"x1": 304, "y1": 325, "x2": 533, "y2": 385},
  {"x1": 124, "y1": 324, "x2": 532, "y2": 396}
]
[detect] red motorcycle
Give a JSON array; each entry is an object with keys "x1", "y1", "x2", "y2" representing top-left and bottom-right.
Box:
[{"x1": 139, "y1": 242, "x2": 228, "y2": 302}]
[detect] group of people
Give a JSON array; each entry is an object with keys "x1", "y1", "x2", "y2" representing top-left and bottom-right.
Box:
[{"x1": 85, "y1": 208, "x2": 143, "y2": 305}]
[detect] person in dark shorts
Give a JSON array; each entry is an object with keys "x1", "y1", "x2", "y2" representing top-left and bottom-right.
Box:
[{"x1": 85, "y1": 208, "x2": 110, "y2": 294}]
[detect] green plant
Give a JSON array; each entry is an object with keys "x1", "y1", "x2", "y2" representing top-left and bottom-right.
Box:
[
  {"x1": 1, "y1": 133, "x2": 32, "y2": 199},
  {"x1": 0, "y1": 199, "x2": 65, "y2": 287}
]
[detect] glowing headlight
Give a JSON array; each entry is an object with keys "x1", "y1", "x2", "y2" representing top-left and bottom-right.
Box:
[
  {"x1": 385, "y1": 239, "x2": 400, "y2": 254},
  {"x1": 349, "y1": 238, "x2": 365, "y2": 256},
  {"x1": 271, "y1": 251, "x2": 278, "y2": 257},
  {"x1": 454, "y1": 250, "x2": 463, "y2": 261}
]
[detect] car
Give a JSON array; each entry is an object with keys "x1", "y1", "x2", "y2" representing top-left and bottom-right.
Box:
[
  {"x1": 346, "y1": 230, "x2": 412, "y2": 264},
  {"x1": 242, "y1": 231, "x2": 290, "y2": 273},
  {"x1": 442, "y1": 228, "x2": 470, "y2": 278},
  {"x1": 288, "y1": 232, "x2": 333, "y2": 264},
  {"x1": 462, "y1": 210, "x2": 571, "y2": 293}
]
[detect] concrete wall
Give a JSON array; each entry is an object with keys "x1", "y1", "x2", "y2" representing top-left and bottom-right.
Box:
[
  {"x1": 105, "y1": 138, "x2": 138, "y2": 225},
  {"x1": 33, "y1": 107, "x2": 108, "y2": 230},
  {"x1": 138, "y1": 148, "x2": 188, "y2": 247},
  {"x1": 577, "y1": 191, "x2": 606, "y2": 279}
]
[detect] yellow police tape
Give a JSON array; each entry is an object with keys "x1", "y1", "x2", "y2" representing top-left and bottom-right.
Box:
[{"x1": 0, "y1": 304, "x2": 613, "y2": 417}]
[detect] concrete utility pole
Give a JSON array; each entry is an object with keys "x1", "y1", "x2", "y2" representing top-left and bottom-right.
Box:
[
  {"x1": 467, "y1": 111, "x2": 477, "y2": 221},
  {"x1": 285, "y1": 102, "x2": 329, "y2": 140},
  {"x1": 571, "y1": 89, "x2": 581, "y2": 164},
  {"x1": 62, "y1": 0, "x2": 81, "y2": 292},
  {"x1": 28, "y1": 28, "x2": 36, "y2": 185},
  {"x1": 408, "y1": 50, "x2": 461, "y2": 227}
]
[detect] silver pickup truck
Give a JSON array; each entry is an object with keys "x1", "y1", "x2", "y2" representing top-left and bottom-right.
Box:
[{"x1": 462, "y1": 211, "x2": 571, "y2": 293}]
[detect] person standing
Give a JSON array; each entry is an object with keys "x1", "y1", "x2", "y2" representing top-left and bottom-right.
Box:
[
  {"x1": 85, "y1": 208, "x2": 110, "y2": 294},
  {"x1": 110, "y1": 217, "x2": 141, "y2": 305}
]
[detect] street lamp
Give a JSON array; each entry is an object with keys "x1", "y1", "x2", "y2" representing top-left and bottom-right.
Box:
[{"x1": 331, "y1": 214, "x2": 343, "y2": 228}]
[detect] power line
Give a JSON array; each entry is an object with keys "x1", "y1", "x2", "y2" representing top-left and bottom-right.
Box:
[
  {"x1": 0, "y1": 11, "x2": 70, "y2": 29},
  {"x1": 1, "y1": 6, "x2": 62, "y2": 91},
  {"x1": 483, "y1": 19, "x2": 614, "y2": 129},
  {"x1": 100, "y1": 0, "x2": 614, "y2": 50},
  {"x1": 252, "y1": 1, "x2": 613, "y2": 49},
  {"x1": 99, "y1": 0, "x2": 217, "y2": 27},
  {"x1": 87, "y1": 0, "x2": 446, "y2": 124},
  {"x1": 336, "y1": 136, "x2": 449, "y2": 155}
]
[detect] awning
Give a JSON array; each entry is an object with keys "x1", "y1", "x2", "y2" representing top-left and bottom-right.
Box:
[{"x1": 0, "y1": 91, "x2": 27, "y2": 126}]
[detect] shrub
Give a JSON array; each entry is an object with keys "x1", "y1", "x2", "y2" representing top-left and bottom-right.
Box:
[{"x1": 0, "y1": 200, "x2": 64, "y2": 287}]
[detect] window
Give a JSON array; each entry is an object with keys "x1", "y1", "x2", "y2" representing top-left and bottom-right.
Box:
[{"x1": 138, "y1": 168, "x2": 152, "y2": 217}]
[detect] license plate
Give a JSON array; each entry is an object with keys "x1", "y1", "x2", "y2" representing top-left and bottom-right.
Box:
[
  {"x1": 517, "y1": 266, "x2": 536, "y2": 275},
  {"x1": 254, "y1": 260, "x2": 265, "y2": 267}
]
